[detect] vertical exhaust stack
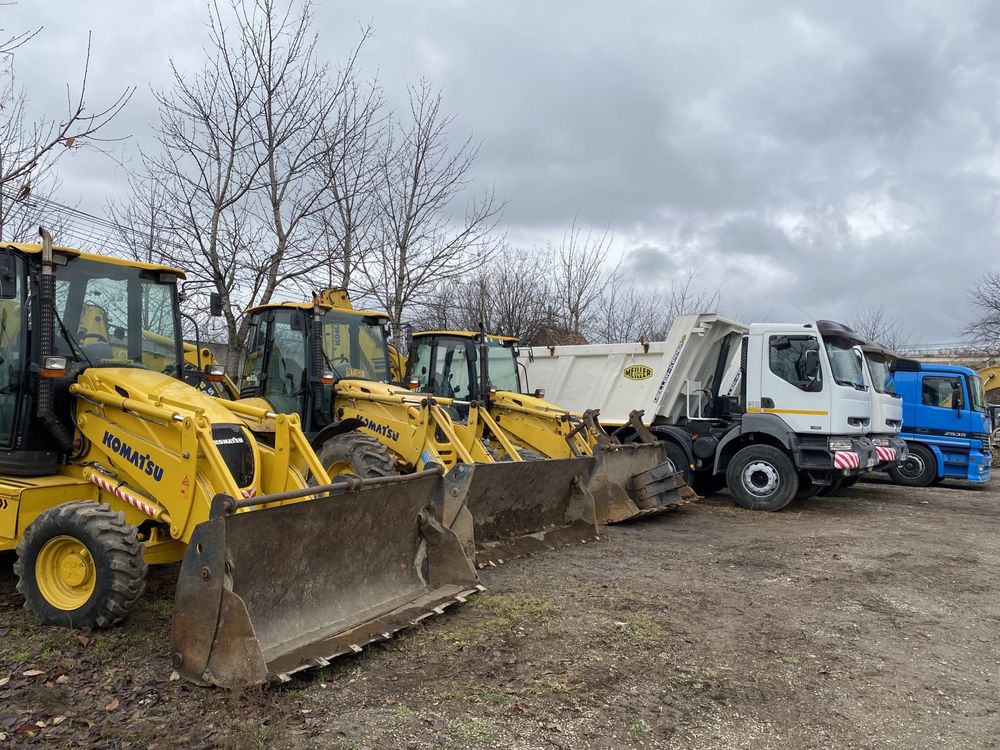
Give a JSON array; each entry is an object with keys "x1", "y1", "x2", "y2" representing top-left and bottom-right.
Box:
[{"x1": 36, "y1": 227, "x2": 73, "y2": 451}]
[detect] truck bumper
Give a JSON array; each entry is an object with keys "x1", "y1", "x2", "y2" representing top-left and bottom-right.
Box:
[
  {"x1": 793, "y1": 435, "x2": 874, "y2": 476},
  {"x1": 966, "y1": 447, "x2": 992, "y2": 482},
  {"x1": 871, "y1": 436, "x2": 908, "y2": 468}
]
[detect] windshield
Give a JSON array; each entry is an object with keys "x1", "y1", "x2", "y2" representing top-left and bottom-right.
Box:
[
  {"x1": 479, "y1": 340, "x2": 520, "y2": 393},
  {"x1": 53, "y1": 256, "x2": 183, "y2": 376},
  {"x1": 864, "y1": 351, "x2": 897, "y2": 396},
  {"x1": 824, "y1": 336, "x2": 866, "y2": 389},
  {"x1": 969, "y1": 374, "x2": 986, "y2": 413},
  {"x1": 318, "y1": 310, "x2": 391, "y2": 382}
]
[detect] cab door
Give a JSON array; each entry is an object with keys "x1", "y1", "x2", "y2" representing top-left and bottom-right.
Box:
[
  {"x1": 918, "y1": 374, "x2": 972, "y2": 439},
  {"x1": 758, "y1": 333, "x2": 829, "y2": 433}
]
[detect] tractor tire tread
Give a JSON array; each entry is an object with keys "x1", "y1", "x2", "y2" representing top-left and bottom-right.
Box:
[
  {"x1": 15, "y1": 501, "x2": 146, "y2": 630},
  {"x1": 318, "y1": 432, "x2": 398, "y2": 479}
]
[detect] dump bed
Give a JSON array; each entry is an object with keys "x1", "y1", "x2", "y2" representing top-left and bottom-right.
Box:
[{"x1": 518, "y1": 315, "x2": 746, "y2": 426}]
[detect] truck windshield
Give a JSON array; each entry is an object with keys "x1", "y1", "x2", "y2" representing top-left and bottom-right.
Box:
[
  {"x1": 968, "y1": 374, "x2": 986, "y2": 413},
  {"x1": 864, "y1": 351, "x2": 897, "y2": 396},
  {"x1": 53, "y1": 256, "x2": 183, "y2": 376},
  {"x1": 479, "y1": 340, "x2": 520, "y2": 393},
  {"x1": 318, "y1": 310, "x2": 391, "y2": 382},
  {"x1": 824, "y1": 337, "x2": 866, "y2": 389}
]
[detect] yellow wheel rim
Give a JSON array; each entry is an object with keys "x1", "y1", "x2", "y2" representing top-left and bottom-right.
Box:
[
  {"x1": 35, "y1": 536, "x2": 96, "y2": 611},
  {"x1": 324, "y1": 459, "x2": 357, "y2": 478}
]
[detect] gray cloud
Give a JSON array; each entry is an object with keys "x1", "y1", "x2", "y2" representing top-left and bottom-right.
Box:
[{"x1": 6, "y1": 0, "x2": 1000, "y2": 344}]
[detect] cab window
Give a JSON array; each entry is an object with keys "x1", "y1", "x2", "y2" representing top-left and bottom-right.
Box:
[
  {"x1": 921, "y1": 376, "x2": 963, "y2": 409},
  {"x1": 769, "y1": 335, "x2": 822, "y2": 391}
]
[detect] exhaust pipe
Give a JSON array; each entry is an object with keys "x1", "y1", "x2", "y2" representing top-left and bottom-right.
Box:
[{"x1": 36, "y1": 227, "x2": 72, "y2": 451}]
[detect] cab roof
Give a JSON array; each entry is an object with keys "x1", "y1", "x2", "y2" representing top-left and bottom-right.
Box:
[
  {"x1": 247, "y1": 300, "x2": 389, "y2": 320},
  {"x1": 413, "y1": 330, "x2": 519, "y2": 344},
  {"x1": 5, "y1": 242, "x2": 186, "y2": 277}
]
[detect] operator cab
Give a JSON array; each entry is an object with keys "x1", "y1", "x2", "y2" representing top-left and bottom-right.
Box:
[
  {"x1": 0, "y1": 241, "x2": 185, "y2": 475},
  {"x1": 406, "y1": 332, "x2": 522, "y2": 402}
]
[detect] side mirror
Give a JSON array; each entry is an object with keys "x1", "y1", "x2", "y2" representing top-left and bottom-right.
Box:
[
  {"x1": 803, "y1": 349, "x2": 820, "y2": 380},
  {"x1": 0, "y1": 255, "x2": 17, "y2": 299},
  {"x1": 952, "y1": 382, "x2": 964, "y2": 415},
  {"x1": 209, "y1": 292, "x2": 223, "y2": 317}
]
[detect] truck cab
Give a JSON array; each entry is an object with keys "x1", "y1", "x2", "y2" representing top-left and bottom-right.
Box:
[
  {"x1": 858, "y1": 341, "x2": 908, "y2": 470},
  {"x1": 889, "y1": 361, "x2": 991, "y2": 485}
]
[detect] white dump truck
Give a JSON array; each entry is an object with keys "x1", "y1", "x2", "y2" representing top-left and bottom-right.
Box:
[
  {"x1": 857, "y1": 341, "x2": 908, "y2": 481},
  {"x1": 518, "y1": 314, "x2": 876, "y2": 511}
]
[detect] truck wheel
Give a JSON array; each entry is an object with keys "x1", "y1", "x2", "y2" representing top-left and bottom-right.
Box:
[
  {"x1": 316, "y1": 433, "x2": 398, "y2": 479},
  {"x1": 692, "y1": 472, "x2": 727, "y2": 496},
  {"x1": 14, "y1": 502, "x2": 146, "y2": 630},
  {"x1": 817, "y1": 475, "x2": 844, "y2": 496},
  {"x1": 795, "y1": 473, "x2": 823, "y2": 500},
  {"x1": 887, "y1": 444, "x2": 936, "y2": 487},
  {"x1": 840, "y1": 475, "x2": 861, "y2": 489},
  {"x1": 726, "y1": 445, "x2": 799, "y2": 511},
  {"x1": 661, "y1": 441, "x2": 693, "y2": 486}
]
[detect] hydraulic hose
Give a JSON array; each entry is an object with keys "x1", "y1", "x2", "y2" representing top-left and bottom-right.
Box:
[{"x1": 36, "y1": 227, "x2": 73, "y2": 451}]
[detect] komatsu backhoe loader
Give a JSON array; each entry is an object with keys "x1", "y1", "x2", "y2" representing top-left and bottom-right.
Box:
[
  {"x1": 236, "y1": 290, "x2": 597, "y2": 564},
  {"x1": 0, "y1": 231, "x2": 480, "y2": 687},
  {"x1": 404, "y1": 330, "x2": 696, "y2": 524}
]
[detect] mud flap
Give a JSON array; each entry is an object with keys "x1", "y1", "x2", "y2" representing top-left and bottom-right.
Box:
[
  {"x1": 591, "y1": 443, "x2": 699, "y2": 524},
  {"x1": 444, "y1": 457, "x2": 599, "y2": 565},
  {"x1": 170, "y1": 473, "x2": 482, "y2": 688}
]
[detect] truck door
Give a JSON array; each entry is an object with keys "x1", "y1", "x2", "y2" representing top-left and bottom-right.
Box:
[
  {"x1": 759, "y1": 334, "x2": 828, "y2": 433},
  {"x1": 919, "y1": 373, "x2": 972, "y2": 440}
]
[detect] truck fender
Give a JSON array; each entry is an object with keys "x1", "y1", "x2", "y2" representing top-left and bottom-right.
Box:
[
  {"x1": 310, "y1": 418, "x2": 364, "y2": 451},
  {"x1": 713, "y1": 413, "x2": 795, "y2": 475}
]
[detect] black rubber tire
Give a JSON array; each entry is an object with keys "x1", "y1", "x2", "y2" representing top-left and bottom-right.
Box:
[
  {"x1": 887, "y1": 443, "x2": 937, "y2": 487},
  {"x1": 726, "y1": 445, "x2": 799, "y2": 511},
  {"x1": 660, "y1": 441, "x2": 693, "y2": 487},
  {"x1": 795, "y1": 473, "x2": 824, "y2": 500},
  {"x1": 817, "y1": 474, "x2": 845, "y2": 497},
  {"x1": 840, "y1": 475, "x2": 861, "y2": 489},
  {"x1": 316, "y1": 432, "x2": 398, "y2": 479},
  {"x1": 930, "y1": 476, "x2": 945, "y2": 486},
  {"x1": 14, "y1": 501, "x2": 146, "y2": 630}
]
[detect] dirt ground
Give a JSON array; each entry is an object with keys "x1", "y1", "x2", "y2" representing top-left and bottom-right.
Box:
[{"x1": 1, "y1": 476, "x2": 998, "y2": 749}]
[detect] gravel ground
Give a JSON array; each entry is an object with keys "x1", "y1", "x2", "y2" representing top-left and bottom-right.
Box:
[{"x1": 0, "y1": 476, "x2": 997, "y2": 749}]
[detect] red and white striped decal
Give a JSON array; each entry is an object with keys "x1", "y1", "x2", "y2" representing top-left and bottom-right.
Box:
[
  {"x1": 89, "y1": 473, "x2": 160, "y2": 519},
  {"x1": 833, "y1": 451, "x2": 860, "y2": 470},
  {"x1": 240, "y1": 487, "x2": 257, "y2": 499},
  {"x1": 874, "y1": 446, "x2": 896, "y2": 463}
]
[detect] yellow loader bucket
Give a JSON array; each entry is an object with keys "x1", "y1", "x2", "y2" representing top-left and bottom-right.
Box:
[
  {"x1": 445, "y1": 456, "x2": 599, "y2": 565},
  {"x1": 590, "y1": 443, "x2": 698, "y2": 524},
  {"x1": 170, "y1": 470, "x2": 481, "y2": 688}
]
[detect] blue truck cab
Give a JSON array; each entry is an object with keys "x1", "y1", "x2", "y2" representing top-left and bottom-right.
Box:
[{"x1": 888, "y1": 360, "x2": 991, "y2": 486}]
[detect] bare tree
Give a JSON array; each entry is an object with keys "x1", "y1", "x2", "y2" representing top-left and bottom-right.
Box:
[
  {"x1": 0, "y1": 31, "x2": 132, "y2": 201},
  {"x1": 965, "y1": 272, "x2": 1000, "y2": 358},
  {"x1": 552, "y1": 220, "x2": 619, "y2": 338},
  {"x1": 850, "y1": 304, "x2": 909, "y2": 353},
  {"x1": 317, "y1": 73, "x2": 383, "y2": 290},
  {"x1": 361, "y1": 80, "x2": 503, "y2": 344},
  {"x1": 594, "y1": 270, "x2": 721, "y2": 343},
  {"x1": 415, "y1": 243, "x2": 553, "y2": 342},
  {"x1": 115, "y1": 0, "x2": 370, "y2": 367}
]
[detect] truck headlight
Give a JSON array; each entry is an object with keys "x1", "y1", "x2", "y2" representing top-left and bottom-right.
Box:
[
  {"x1": 871, "y1": 437, "x2": 890, "y2": 447},
  {"x1": 829, "y1": 438, "x2": 853, "y2": 451}
]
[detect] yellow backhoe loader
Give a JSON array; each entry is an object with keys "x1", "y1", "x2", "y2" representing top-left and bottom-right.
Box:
[
  {"x1": 404, "y1": 330, "x2": 697, "y2": 524},
  {"x1": 234, "y1": 290, "x2": 597, "y2": 564},
  {"x1": 0, "y1": 231, "x2": 479, "y2": 687}
]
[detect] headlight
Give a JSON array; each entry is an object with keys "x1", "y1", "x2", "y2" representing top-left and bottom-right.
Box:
[
  {"x1": 872, "y1": 437, "x2": 890, "y2": 447},
  {"x1": 829, "y1": 438, "x2": 853, "y2": 451}
]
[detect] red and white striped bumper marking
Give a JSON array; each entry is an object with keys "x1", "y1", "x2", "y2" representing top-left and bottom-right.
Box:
[
  {"x1": 874, "y1": 446, "x2": 896, "y2": 463},
  {"x1": 240, "y1": 487, "x2": 257, "y2": 499},
  {"x1": 89, "y1": 474, "x2": 159, "y2": 519},
  {"x1": 833, "y1": 451, "x2": 860, "y2": 470}
]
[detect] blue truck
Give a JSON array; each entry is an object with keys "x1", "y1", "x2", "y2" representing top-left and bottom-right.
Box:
[{"x1": 888, "y1": 360, "x2": 992, "y2": 486}]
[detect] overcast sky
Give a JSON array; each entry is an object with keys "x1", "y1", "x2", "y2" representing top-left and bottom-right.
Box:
[{"x1": 7, "y1": 0, "x2": 1000, "y2": 345}]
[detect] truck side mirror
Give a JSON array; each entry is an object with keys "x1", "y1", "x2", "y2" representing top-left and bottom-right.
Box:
[
  {"x1": 803, "y1": 349, "x2": 820, "y2": 380},
  {"x1": 952, "y1": 382, "x2": 964, "y2": 415},
  {"x1": 209, "y1": 292, "x2": 223, "y2": 317},
  {"x1": 0, "y1": 255, "x2": 17, "y2": 299}
]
